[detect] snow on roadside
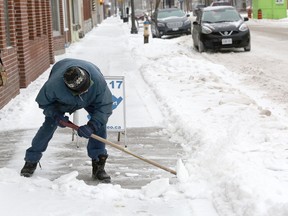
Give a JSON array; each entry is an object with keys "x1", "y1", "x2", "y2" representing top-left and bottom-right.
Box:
[{"x1": 135, "y1": 35, "x2": 288, "y2": 215}]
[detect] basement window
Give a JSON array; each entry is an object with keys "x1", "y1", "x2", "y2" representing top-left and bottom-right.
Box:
[{"x1": 4, "y1": 0, "x2": 11, "y2": 46}]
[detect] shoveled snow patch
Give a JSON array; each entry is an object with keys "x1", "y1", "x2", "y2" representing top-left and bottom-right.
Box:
[
  {"x1": 177, "y1": 159, "x2": 189, "y2": 182},
  {"x1": 125, "y1": 173, "x2": 140, "y2": 177},
  {"x1": 141, "y1": 178, "x2": 170, "y2": 198}
]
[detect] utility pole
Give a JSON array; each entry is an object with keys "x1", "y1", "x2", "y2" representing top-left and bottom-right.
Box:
[{"x1": 130, "y1": 0, "x2": 138, "y2": 34}]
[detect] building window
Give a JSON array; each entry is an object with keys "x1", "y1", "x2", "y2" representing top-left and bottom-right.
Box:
[
  {"x1": 51, "y1": 0, "x2": 61, "y2": 36},
  {"x1": 4, "y1": 0, "x2": 11, "y2": 46},
  {"x1": 63, "y1": 0, "x2": 69, "y2": 31},
  {"x1": 275, "y1": 0, "x2": 284, "y2": 4},
  {"x1": 42, "y1": 1, "x2": 48, "y2": 35},
  {"x1": 72, "y1": 0, "x2": 79, "y2": 25},
  {"x1": 35, "y1": 0, "x2": 41, "y2": 36}
]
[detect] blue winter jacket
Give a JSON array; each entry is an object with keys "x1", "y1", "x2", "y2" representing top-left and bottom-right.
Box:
[{"x1": 36, "y1": 58, "x2": 113, "y2": 126}]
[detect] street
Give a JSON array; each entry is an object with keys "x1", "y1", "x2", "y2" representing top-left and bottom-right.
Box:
[{"x1": 195, "y1": 19, "x2": 288, "y2": 117}]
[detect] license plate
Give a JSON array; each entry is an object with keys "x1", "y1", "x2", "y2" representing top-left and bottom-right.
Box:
[
  {"x1": 222, "y1": 38, "x2": 232, "y2": 45},
  {"x1": 172, "y1": 28, "x2": 179, "y2": 31}
]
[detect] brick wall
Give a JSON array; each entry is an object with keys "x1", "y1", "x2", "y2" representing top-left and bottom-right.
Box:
[
  {"x1": 15, "y1": 0, "x2": 54, "y2": 88},
  {"x1": 22, "y1": 37, "x2": 51, "y2": 87},
  {"x1": 0, "y1": 0, "x2": 20, "y2": 109},
  {"x1": 0, "y1": 0, "x2": 55, "y2": 109},
  {"x1": 54, "y1": 36, "x2": 66, "y2": 55},
  {"x1": 0, "y1": 49, "x2": 20, "y2": 109},
  {"x1": 0, "y1": 0, "x2": 96, "y2": 109}
]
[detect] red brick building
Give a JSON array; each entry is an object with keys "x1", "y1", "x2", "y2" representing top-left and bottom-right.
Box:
[
  {"x1": 0, "y1": 0, "x2": 54, "y2": 109},
  {"x1": 0, "y1": 0, "x2": 104, "y2": 109}
]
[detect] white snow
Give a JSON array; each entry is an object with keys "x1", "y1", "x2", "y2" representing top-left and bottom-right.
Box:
[{"x1": 1, "y1": 15, "x2": 288, "y2": 215}]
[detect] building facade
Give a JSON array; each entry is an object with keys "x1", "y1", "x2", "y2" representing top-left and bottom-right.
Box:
[
  {"x1": 0, "y1": 0, "x2": 105, "y2": 109},
  {"x1": 0, "y1": 0, "x2": 54, "y2": 109}
]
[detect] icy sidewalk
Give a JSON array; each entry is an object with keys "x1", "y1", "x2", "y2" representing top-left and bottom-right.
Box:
[{"x1": 0, "y1": 126, "x2": 182, "y2": 189}]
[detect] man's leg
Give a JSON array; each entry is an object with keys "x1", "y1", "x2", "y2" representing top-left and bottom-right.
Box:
[
  {"x1": 86, "y1": 124, "x2": 107, "y2": 159},
  {"x1": 21, "y1": 117, "x2": 57, "y2": 177},
  {"x1": 87, "y1": 125, "x2": 110, "y2": 182}
]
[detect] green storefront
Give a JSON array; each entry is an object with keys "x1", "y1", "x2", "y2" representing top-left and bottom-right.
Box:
[{"x1": 253, "y1": 0, "x2": 287, "y2": 19}]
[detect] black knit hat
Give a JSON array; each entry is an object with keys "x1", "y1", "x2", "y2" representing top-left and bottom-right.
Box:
[{"x1": 63, "y1": 66, "x2": 90, "y2": 93}]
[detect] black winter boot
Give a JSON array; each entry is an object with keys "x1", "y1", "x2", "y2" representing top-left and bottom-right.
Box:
[
  {"x1": 92, "y1": 155, "x2": 111, "y2": 183},
  {"x1": 20, "y1": 162, "x2": 38, "y2": 177}
]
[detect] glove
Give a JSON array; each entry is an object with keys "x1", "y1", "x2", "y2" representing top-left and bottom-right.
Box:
[
  {"x1": 54, "y1": 113, "x2": 69, "y2": 128},
  {"x1": 87, "y1": 120, "x2": 102, "y2": 132},
  {"x1": 77, "y1": 124, "x2": 93, "y2": 138}
]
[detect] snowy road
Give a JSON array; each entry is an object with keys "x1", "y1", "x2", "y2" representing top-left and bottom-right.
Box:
[
  {"x1": 249, "y1": 23, "x2": 288, "y2": 39},
  {"x1": 196, "y1": 19, "x2": 288, "y2": 119}
]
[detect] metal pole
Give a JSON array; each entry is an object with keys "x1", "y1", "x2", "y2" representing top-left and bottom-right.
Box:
[{"x1": 130, "y1": 0, "x2": 138, "y2": 34}]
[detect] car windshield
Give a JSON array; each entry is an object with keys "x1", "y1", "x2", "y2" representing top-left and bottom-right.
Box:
[
  {"x1": 211, "y1": 2, "x2": 231, "y2": 6},
  {"x1": 158, "y1": 10, "x2": 185, "y2": 19},
  {"x1": 202, "y1": 8, "x2": 241, "y2": 23}
]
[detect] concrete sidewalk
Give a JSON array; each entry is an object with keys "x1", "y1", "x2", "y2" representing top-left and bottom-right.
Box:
[{"x1": 0, "y1": 127, "x2": 183, "y2": 189}]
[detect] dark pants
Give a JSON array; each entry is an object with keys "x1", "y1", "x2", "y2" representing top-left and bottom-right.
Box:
[{"x1": 24, "y1": 117, "x2": 107, "y2": 163}]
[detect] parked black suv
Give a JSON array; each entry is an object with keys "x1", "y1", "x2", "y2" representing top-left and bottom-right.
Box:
[
  {"x1": 192, "y1": 6, "x2": 251, "y2": 52},
  {"x1": 151, "y1": 8, "x2": 191, "y2": 38}
]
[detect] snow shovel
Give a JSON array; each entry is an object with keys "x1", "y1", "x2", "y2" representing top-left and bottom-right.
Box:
[{"x1": 60, "y1": 120, "x2": 177, "y2": 175}]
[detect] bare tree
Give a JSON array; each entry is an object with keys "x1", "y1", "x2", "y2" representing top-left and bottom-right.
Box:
[
  {"x1": 155, "y1": 0, "x2": 161, "y2": 12},
  {"x1": 185, "y1": 0, "x2": 191, "y2": 12},
  {"x1": 153, "y1": 0, "x2": 162, "y2": 26}
]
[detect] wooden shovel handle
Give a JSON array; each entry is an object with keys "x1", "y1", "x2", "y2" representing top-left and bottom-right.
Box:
[{"x1": 60, "y1": 120, "x2": 177, "y2": 175}]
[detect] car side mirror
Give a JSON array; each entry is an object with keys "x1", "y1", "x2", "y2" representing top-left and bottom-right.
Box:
[
  {"x1": 193, "y1": 21, "x2": 199, "y2": 25},
  {"x1": 186, "y1": 14, "x2": 190, "y2": 17},
  {"x1": 244, "y1": 17, "x2": 249, "y2": 21}
]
